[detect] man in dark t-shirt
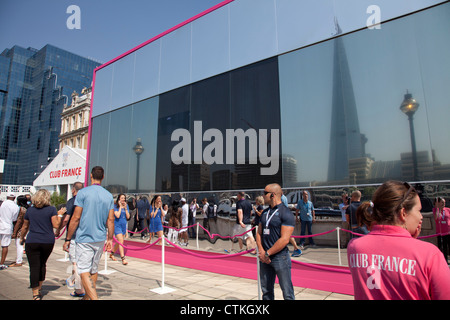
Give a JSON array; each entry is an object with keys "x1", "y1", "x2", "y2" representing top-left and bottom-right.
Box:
[
  {"x1": 136, "y1": 196, "x2": 150, "y2": 239},
  {"x1": 231, "y1": 192, "x2": 256, "y2": 253},
  {"x1": 256, "y1": 183, "x2": 295, "y2": 300}
]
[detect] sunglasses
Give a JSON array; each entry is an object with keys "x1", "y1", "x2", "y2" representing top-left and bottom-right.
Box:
[{"x1": 398, "y1": 182, "x2": 416, "y2": 207}]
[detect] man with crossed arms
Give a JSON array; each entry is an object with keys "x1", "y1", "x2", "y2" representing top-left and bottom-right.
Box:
[{"x1": 256, "y1": 183, "x2": 296, "y2": 300}]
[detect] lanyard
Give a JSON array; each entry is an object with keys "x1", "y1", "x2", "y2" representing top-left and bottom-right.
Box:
[{"x1": 265, "y1": 208, "x2": 279, "y2": 228}]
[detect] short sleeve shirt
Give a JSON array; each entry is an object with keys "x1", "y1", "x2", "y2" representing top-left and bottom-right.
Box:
[
  {"x1": 260, "y1": 204, "x2": 295, "y2": 256},
  {"x1": 296, "y1": 199, "x2": 314, "y2": 221},
  {"x1": 24, "y1": 206, "x2": 57, "y2": 243},
  {"x1": 0, "y1": 200, "x2": 20, "y2": 234},
  {"x1": 236, "y1": 199, "x2": 252, "y2": 225},
  {"x1": 136, "y1": 199, "x2": 149, "y2": 219},
  {"x1": 74, "y1": 185, "x2": 114, "y2": 243}
]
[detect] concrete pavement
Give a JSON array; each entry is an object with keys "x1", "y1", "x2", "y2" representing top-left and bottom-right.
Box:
[{"x1": 0, "y1": 237, "x2": 353, "y2": 301}]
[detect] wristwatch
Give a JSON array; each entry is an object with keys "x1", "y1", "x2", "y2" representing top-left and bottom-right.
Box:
[{"x1": 265, "y1": 251, "x2": 270, "y2": 258}]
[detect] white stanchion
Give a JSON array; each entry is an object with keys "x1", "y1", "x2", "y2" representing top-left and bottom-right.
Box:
[
  {"x1": 98, "y1": 250, "x2": 116, "y2": 275},
  {"x1": 336, "y1": 227, "x2": 342, "y2": 266},
  {"x1": 196, "y1": 222, "x2": 199, "y2": 250},
  {"x1": 150, "y1": 236, "x2": 176, "y2": 294}
]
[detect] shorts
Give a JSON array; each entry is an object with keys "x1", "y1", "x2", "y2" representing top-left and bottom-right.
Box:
[
  {"x1": 114, "y1": 220, "x2": 127, "y2": 235},
  {"x1": 232, "y1": 224, "x2": 254, "y2": 240},
  {"x1": 69, "y1": 239, "x2": 77, "y2": 263},
  {"x1": 76, "y1": 241, "x2": 105, "y2": 274},
  {"x1": 0, "y1": 234, "x2": 12, "y2": 247}
]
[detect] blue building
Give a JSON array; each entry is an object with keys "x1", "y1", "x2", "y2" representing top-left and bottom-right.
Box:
[
  {"x1": 88, "y1": 0, "x2": 450, "y2": 204},
  {"x1": 0, "y1": 45, "x2": 100, "y2": 185}
]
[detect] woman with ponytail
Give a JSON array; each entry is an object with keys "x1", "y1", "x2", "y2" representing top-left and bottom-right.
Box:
[{"x1": 347, "y1": 180, "x2": 450, "y2": 300}]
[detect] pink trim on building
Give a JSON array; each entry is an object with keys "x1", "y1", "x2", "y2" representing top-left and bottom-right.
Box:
[
  {"x1": 94, "y1": 0, "x2": 234, "y2": 73},
  {"x1": 85, "y1": 0, "x2": 235, "y2": 185}
]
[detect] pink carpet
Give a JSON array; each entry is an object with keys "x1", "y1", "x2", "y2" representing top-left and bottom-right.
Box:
[{"x1": 122, "y1": 240, "x2": 354, "y2": 296}]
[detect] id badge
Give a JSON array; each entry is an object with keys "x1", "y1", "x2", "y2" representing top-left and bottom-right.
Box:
[{"x1": 264, "y1": 228, "x2": 270, "y2": 235}]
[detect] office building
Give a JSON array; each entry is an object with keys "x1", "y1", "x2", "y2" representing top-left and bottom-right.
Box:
[{"x1": 0, "y1": 45, "x2": 100, "y2": 185}]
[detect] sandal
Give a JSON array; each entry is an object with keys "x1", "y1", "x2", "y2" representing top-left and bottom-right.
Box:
[
  {"x1": 121, "y1": 256, "x2": 128, "y2": 265},
  {"x1": 109, "y1": 253, "x2": 117, "y2": 261},
  {"x1": 70, "y1": 291, "x2": 85, "y2": 297},
  {"x1": 32, "y1": 294, "x2": 42, "y2": 300}
]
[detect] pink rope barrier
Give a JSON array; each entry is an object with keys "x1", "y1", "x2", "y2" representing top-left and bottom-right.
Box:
[
  {"x1": 197, "y1": 223, "x2": 256, "y2": 240},
  {"x1": 164, "y1": 237, "x2": 256, "y2": 259},
  {"x1": 113, "y1": 237, "x2": 161, "y2": 250},
  {"x1": 112, "y1": 235, "x2": 255, "y2": 259},
  {"x1": 55, "y1": 226, "x2": 67, "y2": 240},
  {"x1": 417, "y1": 231, "x2": 450, "y2": 239},
  {"x1": 128, "y1": 227, "x2": 148, "y2": 235}
]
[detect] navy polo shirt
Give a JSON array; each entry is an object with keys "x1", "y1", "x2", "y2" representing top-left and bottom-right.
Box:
[{"x1": 259, "y1": 203, "x2": 295, "y2": 256}]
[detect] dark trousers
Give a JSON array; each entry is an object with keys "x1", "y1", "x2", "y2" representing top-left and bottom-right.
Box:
[
  {"x1": 25, "y1": 243, "x2": 54, "y2": 288},
  {"x1": 138, "y1": 217, "x2": 147, "y2": 237}
]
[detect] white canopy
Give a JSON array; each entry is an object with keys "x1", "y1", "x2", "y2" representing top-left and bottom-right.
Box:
[{"x1": 33, "y1": 146, "x2": 86, "y2": 187}]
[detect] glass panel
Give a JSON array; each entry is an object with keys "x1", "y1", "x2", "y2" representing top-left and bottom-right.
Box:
[
  {"x1": 413, "y1": 3, "x2": 450, "y2": 180},
  {"x1": 133, "y1": 40, "x2": 161, "y2": 103},
  {"x1": 155, "y1": 57, "x2": 282, "y2": 192},
  {"x1": 159, "y1": 25, "x2": 192, "y2": 94},
  {"x1": 332, "y1": 0, "x2": 444, "y2": 36},
  {"x1": 110, "y1": 53, "x2": 135, "y2": 110},
  {"x1": 229, "y1": 0, "x2": 278, "y2": 70},
  {"x1": 128, "y1": 97, "x2": 159, "y2": 192},
  {"x1": 190, "y1": 72, "x2": 231, "y2": 191},
  {"x1": 105, "y1": 106, "x2": 132, "y2": 192},
  {"x1": 191, "y1": 5, "x2": 230, "y2": 84},
  {"x1": 91, "y1": 65, "x2": 113, "y2": 117},
  {"x1": 279, "y1": 40, "x2": 334, "y2": 186},
  {"x1": 89, "y1": 113, "x2": 111, "y2": 182},
  {"x1": 275, "y1": 0, "x2": 335, "y2": 54},
  {"x1": 279, "y1": 3, "x2": 450, "y2": 187},
  {"x1": 229, "y1": 57, "x2": 282, "y2": 189},
  {"x1": 155, "y1": 85, "x2": 191, "y2": 192}
]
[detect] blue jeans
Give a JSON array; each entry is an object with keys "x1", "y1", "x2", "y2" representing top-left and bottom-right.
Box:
[
  {"x1": 259, "y1": 249, "x2": 295, "y2": 300},
  {"x1": 300, "y1": 220, "x2": 315, "y2": 245}
]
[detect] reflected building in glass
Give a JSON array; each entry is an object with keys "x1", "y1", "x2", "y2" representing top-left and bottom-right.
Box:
[
  {"x1": 328, "y1": 21, "x2": 366, "y2": 183},
  {"x1": 87, "y1": 0, "x2": 450, "y2": 201}
]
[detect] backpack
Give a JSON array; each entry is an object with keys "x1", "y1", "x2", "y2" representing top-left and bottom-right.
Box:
[{"x1": 207, "y1": 204, "x2": 217, "y2": 218}]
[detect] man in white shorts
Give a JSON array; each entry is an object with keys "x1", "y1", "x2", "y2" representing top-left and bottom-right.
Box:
[
  {"x1": 179, "y1": 198, "x2": 189, "y2": 246},
  {"x1": 231, "y1": 192, "x2": 256, "y2": 253},
  {"x1": 0, "y1": 194, "x2": 19, "y2": 270},
  {"x1": 63, "y1": 166, "x2": 114, "y2": 300}
]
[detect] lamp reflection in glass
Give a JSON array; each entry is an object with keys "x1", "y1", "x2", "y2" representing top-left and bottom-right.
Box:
[
  {"x1": 400, "y1": 91, "x2": 419, "y2": 181},
  {"x1": 133, "y1": 138, "x2": 144, "y2": 192}
]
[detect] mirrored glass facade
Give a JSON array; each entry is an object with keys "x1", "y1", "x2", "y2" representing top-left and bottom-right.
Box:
[{"x1": 89, "y1": 1, "x2": 450, "y2": 197}]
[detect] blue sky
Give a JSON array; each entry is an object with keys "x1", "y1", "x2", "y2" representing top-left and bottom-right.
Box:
[{"x1": 0, "y1": 0, "x2": 224, "y2": 63}]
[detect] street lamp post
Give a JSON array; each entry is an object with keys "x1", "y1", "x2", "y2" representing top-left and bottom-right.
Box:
[
  {"x1": 400, "y1": 91, "x2": 420, "y2": 181},
  {"x1": 133, "y1": 138, "x2": 144, "y2": 192}
]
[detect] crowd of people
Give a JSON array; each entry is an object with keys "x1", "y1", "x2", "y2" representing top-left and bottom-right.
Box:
[{"x1": 0, "y1": 171, "x2": 449, "y2": 300}]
